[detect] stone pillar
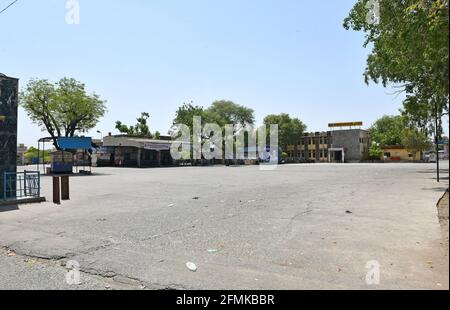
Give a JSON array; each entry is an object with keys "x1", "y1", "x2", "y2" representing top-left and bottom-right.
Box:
[
  {"x1": 137, "y1": 148, "x2": 142, "y2": 168},
  {"x1": 0, "y1": 74, "x2": 19, "y2": 199},
  {"x1": 315, "y1": 136, "x2": 320, "y2": 162},
  {"x1": 156, "y1": 151, "x2": 161, "y2": 166}
]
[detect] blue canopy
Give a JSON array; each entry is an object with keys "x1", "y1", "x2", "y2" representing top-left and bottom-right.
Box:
[{"x1": 57, "y1": 137, "x2": 92, "y2": 150}]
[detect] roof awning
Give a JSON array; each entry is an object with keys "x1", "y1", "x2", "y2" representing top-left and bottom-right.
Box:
[{"x1": 58, "y1": 137, "x2": 93, "y2": 150}]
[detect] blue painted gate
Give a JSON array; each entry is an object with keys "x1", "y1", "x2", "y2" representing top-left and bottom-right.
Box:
[{"x1": 3, "y1": 171, "x2": 41, "y2": 200}]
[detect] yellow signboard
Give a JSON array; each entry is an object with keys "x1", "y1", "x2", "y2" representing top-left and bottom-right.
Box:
[
  {"x1": 0, "y1": 115, "x2": 6, "y2": 121},
  {"x1": 328, "y1": 122, "x2": 363, "y2": 128}
]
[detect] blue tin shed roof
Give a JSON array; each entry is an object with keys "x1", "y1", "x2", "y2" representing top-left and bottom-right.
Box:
[{"x1": 57, "y1": 137, "x2": 92, "y2": 150}]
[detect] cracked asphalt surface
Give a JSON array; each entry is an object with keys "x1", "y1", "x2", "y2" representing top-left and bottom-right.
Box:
[{"x1": 0, "y1": 163, "x2": 448, "y2": 290}]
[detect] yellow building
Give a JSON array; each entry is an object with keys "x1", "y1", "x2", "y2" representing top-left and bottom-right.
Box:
[
  {"x1": 286, "y1": 128, "x2": 370, "y2": 163},
  {"x1": 382, "y1": 146, "x2": 421, "y2": 161}
]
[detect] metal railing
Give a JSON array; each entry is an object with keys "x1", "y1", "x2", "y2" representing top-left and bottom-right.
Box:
[{"x1": 3, "y1": 171, "x2": 41, "y2": 200}]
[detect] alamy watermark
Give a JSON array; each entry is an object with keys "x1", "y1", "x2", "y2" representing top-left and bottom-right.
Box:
[
  {"x1": 65, "y1": 0, "x2": 80, "y2": 25},
  {"x1": 170, "y1": 118, "x2": 279, "y2": 171}
]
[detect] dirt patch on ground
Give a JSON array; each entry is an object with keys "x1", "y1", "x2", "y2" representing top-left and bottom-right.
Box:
[{"x1": 437, "y1": 190, "x2": 449, "y2": 255}]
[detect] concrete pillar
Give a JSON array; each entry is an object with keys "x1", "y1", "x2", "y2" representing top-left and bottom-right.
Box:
[
  {"x1": 156, "y1": 151, "x2": 161, "y2": 166},
  {"x1": 0, "y1": 74, "x2": 18, "y2": 199},
  {"x1": 53, "y1": 177, "x2": 61, "y2": 204},
  {"x1": 315, "y1": 137, "x2": 320, "y2": 162},
  {"x1": 61, "y1": 176, "x2": 70, "y2": 200},
  {"x1": 137, "y1": 148, "x2": 142, "y2": 168}
]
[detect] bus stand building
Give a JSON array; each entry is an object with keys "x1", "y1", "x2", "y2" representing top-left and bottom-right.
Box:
[{"x1": 102, "y1": 135, "x2": 174, "y2": 168}]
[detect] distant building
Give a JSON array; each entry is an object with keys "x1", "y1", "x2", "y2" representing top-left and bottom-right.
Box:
[
  {"x1": 382, "y1": 145, "x2": 421, "y2": 161},
  {"x1": 102, "y1": 135, "x2": 174, "y2": 167},
  {"x1": 17, "y1": 144, "x2": 28, "y2": 165},
  {"x1": 287, "y1": 122, "x2": 370, "y2": 163},
  {"x1": 287, "y1": 131, "x2": 330, "y2": 163}
]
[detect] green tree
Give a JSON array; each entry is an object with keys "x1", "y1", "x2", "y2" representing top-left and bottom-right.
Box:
[
  {"x1": 115, "y1": 112, "x2": 154, "y2": 137},
  {"x1": 401, "y1": 128, "x2": 432, "y2": 160},
  {"x1": 205, "y1": 100, "x2": 255, "y2": 156},
  {"x1": 21, "y1": 78, "x2": 107, "y2": 150},
  {"x1": 344, "y1": 0, "x2": 449, "y2": 134},
  {"x1": 263, "y1": 113, "x2": 307, "y2": 162},
  {"x1": 23, "y1": 147, "x2": 52, "y2": 163},
  {"x1": 204, "y1": 100, "x2": 255, "y2": 128},
  {"x1": 369, "y1": 142, "x2": 383, "y2": 161},
  {"x1": 369, "y1": 115, "x2": 406, "y2": 146},
  {"x1": 172, "y1": 100, "x2": 254, "y2": 131},
  {"x1": 171, "y1": 102, "x2": 205, "y2": 130},
  {"x1": 171, "y1": 100, "x2": 256, "y2": 159},
  {"x1": 170, "y1": 102, "x2": 205, "y2": 160}
]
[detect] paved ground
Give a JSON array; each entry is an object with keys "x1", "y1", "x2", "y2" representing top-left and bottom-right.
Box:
[{"x1": 0, "y1": 162, "x2": 448, "y2": 290}]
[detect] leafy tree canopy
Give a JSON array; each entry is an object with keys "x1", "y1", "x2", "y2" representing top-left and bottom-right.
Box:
[
  {"x1": 171, "y1": 100, "x2": 255, "y2": 135},
  {"x1": 369, "y1": 115, "x2": 407, "y2": 146},
  {"x1": 172, "y1": 102, "x2": 205, "y2": 129},
  {"x1": 23, "y1": 147, "x2": 52, "y2": 162},
  {"x1": 204, "y1": 100, "x2": 255, "y2": 128},
  {"x1": 344, "y1": 0, "x2": 449, "y2": 133},
  {"x1": 369, "y1": 142, "x2": 384, "y2": 160},
  {"x1": 263, "y1": 113, "x2": 307, "y2": 153},
  {"x1": 20, "y1": 78, "x2": 107, "y2": 149},
  {"x1": 115, "y1": 112, "x2": 159, "y2": 138},
  {"x1": 370, "y1": 114, "x2": 431, "y2": 157},
  {"x1": 401, "y1": 128, "x2": 432, "y2": 159}
]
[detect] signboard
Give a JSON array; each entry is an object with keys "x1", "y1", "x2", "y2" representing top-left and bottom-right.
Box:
[
  {"x1": 143, "y1": 142, "x2": 171, "y2": 151},
  {"x1": 328, "y1": 122, "x2": 363, "y2": 128}
]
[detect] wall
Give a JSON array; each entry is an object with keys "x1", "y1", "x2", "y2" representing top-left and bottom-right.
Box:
[
  {"x1": 330, "y1": 129, "x2": 369, "y2": 162},
  {"x1": 0, "y1": 75, "x2": 19, "y2": 198},
  {"x1": 383, "y1": 147, "x2": 420, "y2": 161}
]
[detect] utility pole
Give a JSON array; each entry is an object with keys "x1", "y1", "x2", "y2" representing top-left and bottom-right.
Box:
[{"x1": 434, "y1": 101, "x2": 440, "y2": 183}]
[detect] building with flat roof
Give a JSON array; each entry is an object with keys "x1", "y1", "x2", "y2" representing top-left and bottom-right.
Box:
[
  {"x1": 102, "y1": 135, "x2": 175, "y2": 167},
  {"x1": 286, "y1": 122, "x2": 370, "y2": 163},
  {"x1": 382, "y1": 145, "x2": 421, "y2": 161},
  {"x1": 17, "y1": 144, "x2": 28, "y2": 165}
]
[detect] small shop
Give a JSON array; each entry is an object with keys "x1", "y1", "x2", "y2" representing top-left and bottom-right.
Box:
[{"x1": 37, "y1": 137, "x2": 93, "y2": 174}]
